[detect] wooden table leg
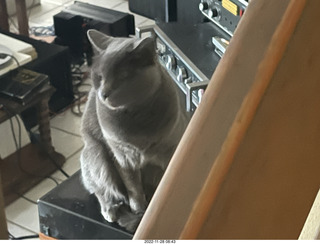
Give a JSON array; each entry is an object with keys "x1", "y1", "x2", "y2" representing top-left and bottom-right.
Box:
[
  {"x1": 36, "y1": 98, "x2": 54, "y2": 155},
  {"x1": 0, "y1": 0, "x2": 9, "y2": 32},
  {"x1": 36, "y1": 97, "x2": 65, "y2": 167},
  {"x1": 0, "y1": 171, "x2": 8, "y2": 240},
  {"x1": 15, "y1": 0, "x2": 29, "y2": 36}
]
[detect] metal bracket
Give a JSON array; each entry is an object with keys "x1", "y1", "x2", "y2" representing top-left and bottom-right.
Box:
[
  {"x1": 186, "y1": 80, "x2": 209, "y2": 112},
  {"x1": 135, "y1": 25, "x2": 155, "y2": 38},
  {"x1": 212, "y1": 36, "x2": 229, "y2": 58}
]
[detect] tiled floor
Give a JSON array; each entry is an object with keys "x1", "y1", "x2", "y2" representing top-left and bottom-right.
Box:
[{"x1": 4, "y1": 0, "x2": 154, "y2": 239}]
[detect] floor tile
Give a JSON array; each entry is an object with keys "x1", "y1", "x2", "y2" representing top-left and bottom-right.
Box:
[
  {"x1": 28, "y1": 2, "x2": 62, "y2": 20},
  {"x1": 0, "y1": 115, "x2": 30, "y2": 159},
  {"x1": 50, "y1": 108, "x2": 83, "y2": 137},
  {"x1": 29, "y1": 6, "x2": 64, "y2": 26},
  {"x1": 5, "y1": 198, "x2": 39, "y2": 233},
  {"x1": 7, "y1": 221, "x2": 38, "y2": 238},
  {"x1": 51, "y1": 127, "x2": 84, "y2": 159},
  {"x1": 8, "y1": 16, "x2": 20, "y2": 34},
  {"x1": 24, "y1": 178, "x2": 59, "y2": 202},
  {"x1": 51, "y1": 148, "x2": 82, "y2": 181}
]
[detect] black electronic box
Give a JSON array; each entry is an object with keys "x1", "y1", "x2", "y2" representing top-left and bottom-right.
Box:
[{"x1": 54, "y1": 1, "x2": 135, "y2": 64}]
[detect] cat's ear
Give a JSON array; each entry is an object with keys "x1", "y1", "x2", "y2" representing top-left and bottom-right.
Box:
[
  {"x1": 130, "y1": 37, "x2": 156, "y2": 65},
  {"x1": 87, "y1": 29, "x2": 113, "y2": 53},
  {"x1": 133, "y1": 37, "x2": 156, "y2": 54}
]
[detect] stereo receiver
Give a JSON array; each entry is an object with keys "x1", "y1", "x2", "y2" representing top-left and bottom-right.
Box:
[{"x1": 199, "y1": 0, "x2": 249, "y2": 36}]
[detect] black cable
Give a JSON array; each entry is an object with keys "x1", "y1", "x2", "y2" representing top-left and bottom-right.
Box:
[
  {"x1": 2, "y1": 105, "x2": 63, "y2": 186},
  {"x1": 70, "y1": 63, "x2": 90, "y2": 117},
  {"x1": 46, "y1": 151, "x2": 70, "y2": 178},
  {"x1": 13, "y1": 234, "x2": 39, "y2": 240},
  {"x1": 4, "y1": 110, "x2": 60, "y2": 207},
  {"x1": 0, "y1": 53, "x2": 20, "y2": 70},
  {"x1": 8, "y1": 231, "x2": 15, "y2": 239},
  {"x1": 8, "y1": 117, "x2": 19, "y2": 151}
]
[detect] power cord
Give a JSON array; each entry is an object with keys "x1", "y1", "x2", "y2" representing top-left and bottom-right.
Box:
[
  {"x1": 2, "y1": 105, "x2": 63, "y2": 208},
  {"x1": 1, "y1": 105, "x2": 63, "y2": 189},
  {"x1": 0, "y1": 52, "x2": 20, "y2": 69},
  {"x1": 0, "y1": 53, "x2": 70, "y2": 179},
  {"x1": 70, "y1": 63, "x2": 91, "y2": 117}
]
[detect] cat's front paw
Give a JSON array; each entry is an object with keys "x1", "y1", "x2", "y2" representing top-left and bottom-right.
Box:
[
  {"x1": 129, "y1": 197, "x2": 148, "y2": 214},
  {"x1": 101, "y1": 202, "x2": 124, "y2": 222},
  {"x1": 101, "y1": 210, "x2": 116, "y2": 223}
]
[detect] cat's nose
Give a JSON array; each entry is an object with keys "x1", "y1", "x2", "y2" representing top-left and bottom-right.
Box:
[{"x1": 102, "y1": 92, "x2": 108, "y2": 100}]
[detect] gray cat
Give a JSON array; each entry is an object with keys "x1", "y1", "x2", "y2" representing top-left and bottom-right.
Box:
[{"x1": 80, "y1": 29, "x2": 189, "y2": 233}]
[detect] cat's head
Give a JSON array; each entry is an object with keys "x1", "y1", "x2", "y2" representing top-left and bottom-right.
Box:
[{"x1": 87, "y1": 29, "x2": 161, "y2": 110}]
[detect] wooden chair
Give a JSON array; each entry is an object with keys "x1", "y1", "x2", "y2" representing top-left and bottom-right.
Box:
[
  {"x1": 0, "y1": 170, "x2": 8, "y2": 239},
  {"x1": 134, "y1": 0, "x2": 320, "y2": 239},
  {"x1": 0, "y1": 0, "x2": 29, "y2": 36}
]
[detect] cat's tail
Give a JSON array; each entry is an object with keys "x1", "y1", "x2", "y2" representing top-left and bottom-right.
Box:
[{"x1": 117, "y1": 206, "x2": 144, "y2": 234}]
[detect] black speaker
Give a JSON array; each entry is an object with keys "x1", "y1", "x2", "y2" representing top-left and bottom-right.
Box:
[
  {"x1": 54, "y1": 1, "x2": 135, "y2": 64},
  {"x1": 54, "y1": 13, "x2": 84, "y2": 64},
  {"x1": 129, "y1": 0, "x2": 203, "y2": 25},
  {"x1": 129, "y1": 0, "x2": 177, "y2": 23}
]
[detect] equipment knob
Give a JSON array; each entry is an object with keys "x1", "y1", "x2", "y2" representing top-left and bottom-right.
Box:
[
  {"x1": 199, "y1": 2, "x2": 209, "y2": 11},
  {"x1": 198, "y1": 89, "x2": 205, "y2": 102},
  {"x1": 177, "y1": 66, "x2": 187, "y2": 83},
  {"x1": 166, "y1": 55, "x2": 176, "y2": 70},
  {"x1": 208, "y1": 8, "x2": 218, "y2": 18}
]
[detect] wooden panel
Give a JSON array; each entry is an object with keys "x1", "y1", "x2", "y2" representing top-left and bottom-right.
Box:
[
  {"x1": 15, "y1": 0, "x2": 29, "y2": 36},
  {"x1": 134, "y1": 0, "x2": 293, "y2": 239},
  {"x1": 134, "y1": 0, "x2": 320, "y2": 240},
  {"x1": 0, "y1": 0, "x2": 9, "y2": 32},
  {"x1": 39, "y1": 232, "x2": 57, "y2": 240},
  {"x1": 195, "y1": 0, "x2": 320, "y2": 239}
]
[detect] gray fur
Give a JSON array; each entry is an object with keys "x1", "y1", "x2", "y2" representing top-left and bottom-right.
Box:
[{"x1": 80, "y1": 29, "x2": 188, "y2": 233}]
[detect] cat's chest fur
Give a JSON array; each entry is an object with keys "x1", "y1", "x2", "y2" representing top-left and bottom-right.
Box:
[
  {"x1": 94, "y1": 82, "x2": 181, "y2": 169},
  {"x1": 95, "y1": 77, "x2": 180, "y2": 145}
]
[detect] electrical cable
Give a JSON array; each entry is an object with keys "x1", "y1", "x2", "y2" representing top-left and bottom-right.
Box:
[
  {"x1": 70, "y1": 63, "x2": 90, "y2": 117},
  {"x1": 0, "y1": 53, "x2": 20, "y2": 70},
  {"x1": 48, "y1": 62, "x2": 91, "y2": 118},
  {"x1": 2, "y1": 105, "x2": 62, "y2": 200},
  {"x1": 4, "y1": 105, "x2": 69, "y2": 180},
  {"x1": 0, "y1": 52, "x2": 70, "y2": 180}
]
